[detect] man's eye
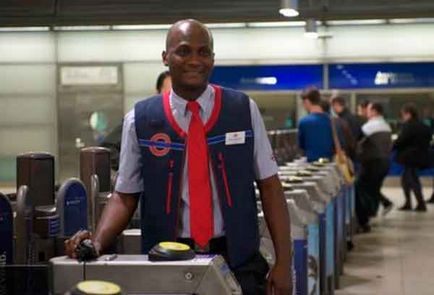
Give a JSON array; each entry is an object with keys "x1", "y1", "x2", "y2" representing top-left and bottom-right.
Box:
[
  {"x1": 176, "y1": 47, "x2": 190, "y2": 56},
  {"x1": 199, "y1": 49, "x2": 212, "y2": 57}
]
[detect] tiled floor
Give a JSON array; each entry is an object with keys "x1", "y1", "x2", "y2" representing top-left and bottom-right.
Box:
[{"x1": 336, "y1": 186, "x2": 434, "y2": 295}]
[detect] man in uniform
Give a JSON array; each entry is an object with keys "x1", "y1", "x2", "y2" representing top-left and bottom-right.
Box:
[{"x1": 66, "y1": 19, "x2": 292, "y2": 295}]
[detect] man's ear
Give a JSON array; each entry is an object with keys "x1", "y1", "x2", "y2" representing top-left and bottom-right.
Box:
[{"x1": 162, "y1": 51, "x2": 169, "y2": 66}]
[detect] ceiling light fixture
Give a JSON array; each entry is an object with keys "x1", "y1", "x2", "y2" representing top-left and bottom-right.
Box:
[
  {"x1": 279, "y1": 0, "x2": 299, "y2": 17},
  {"x1": 0, "y1": 26, "x2": 50, "y2": 32},
  {"x1": 304, "y1": 19, "x2": 318, "y2": 38}
]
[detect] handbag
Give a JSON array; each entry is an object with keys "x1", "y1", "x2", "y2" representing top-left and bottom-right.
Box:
[{"x1": 330, "y1": 118, "x2": 355, "y2": 185}]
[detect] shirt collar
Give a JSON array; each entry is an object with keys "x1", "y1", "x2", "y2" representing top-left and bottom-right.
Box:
[{"x1": 170, "y1": 84, "x2": 214, "y2": 116}]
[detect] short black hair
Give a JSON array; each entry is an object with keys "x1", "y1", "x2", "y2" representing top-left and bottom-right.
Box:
[
  {"x1": 301, "y1": 87, "x2": 321, "y2": 105},
  {"x1": 331, "y1": 96, "x2": 345, "y2": 107},
  {"x1": 156, "y1": 71, "x2": 170, "y2": 93},
  {"x1": 358, "y1": 100, "x2": 370, "y2": 108},
  {"x1": 319, "y1": 99, "x2": 331, "y2": 113},
  {"x1": 370, "y1": 102, "x2": 384, "y2": 115},
  {"x1": 401, "y1": 103, "x2": 419, "y2": 120}
]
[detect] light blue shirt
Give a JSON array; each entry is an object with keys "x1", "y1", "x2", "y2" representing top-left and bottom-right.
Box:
[{"x1": 115, "y1": 85, "x2": 278, "y2": 238}]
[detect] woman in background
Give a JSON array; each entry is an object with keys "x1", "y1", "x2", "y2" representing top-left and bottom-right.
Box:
[{"x1": 395, "y1": 103, "x2": 432, "y2": 212}]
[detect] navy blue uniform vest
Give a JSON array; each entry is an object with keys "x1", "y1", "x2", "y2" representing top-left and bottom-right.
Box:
[{"x1": 134, "y1": 85, "x2": 259, "y2": 268}]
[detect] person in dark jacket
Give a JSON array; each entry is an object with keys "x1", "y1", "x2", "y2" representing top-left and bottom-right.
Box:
[
  {"x1": 332, "y1": 96, "x2": 363, "y2": 142},
  {"x1": 394, "y1": 103, "x2": 433, "y2": 212},
  {"x1": 320, "y1": 99, "x2": 356, "y2": 159},
  {"x1": 355, "y1": 102, "x2": 393, "y2": 231}
]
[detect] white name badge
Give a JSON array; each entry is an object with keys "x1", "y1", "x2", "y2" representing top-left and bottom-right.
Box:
[{"x1": 225, "y1": 131, "x2": 246, "y2": 145}]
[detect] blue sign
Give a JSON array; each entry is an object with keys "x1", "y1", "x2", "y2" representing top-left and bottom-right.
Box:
[
  {"x1": 211, "y1": 65, "x2": 323, "y2": 90},
  {"x1": 330, "y1": 62, "x2": 434, "y2": 89}
]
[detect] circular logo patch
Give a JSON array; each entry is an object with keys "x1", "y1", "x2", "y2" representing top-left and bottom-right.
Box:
[{"x1": 149, "y1": 133, "x2": 171, "y2": 157}]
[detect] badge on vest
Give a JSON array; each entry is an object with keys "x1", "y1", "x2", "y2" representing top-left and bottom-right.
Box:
[
  {"x1": 149, "y1": 133, "x2": 171, "y2": 157},
  {"x1": 225, "y1": 131, "x2": 246, "y2": 145}
]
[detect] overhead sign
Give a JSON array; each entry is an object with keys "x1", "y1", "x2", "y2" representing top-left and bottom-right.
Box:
[
  {"x1": 211, "y1": 65, "x2": 323, "y2": 90},
  {"x1": 329, "y1": 62, "x2": 434, "y2": 89},
  {"x1": 61, "y1": 66, "x2": 119, "y2": 85}
]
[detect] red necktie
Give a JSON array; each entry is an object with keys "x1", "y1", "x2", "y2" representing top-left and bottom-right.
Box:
[{"x1": 187, "y1": 101, "x2": 213, "y2": 249}]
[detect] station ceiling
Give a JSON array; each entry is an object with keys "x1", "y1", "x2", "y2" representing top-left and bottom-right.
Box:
[{"x1": 1, "y1": 0, "x2": 434, "y2": 27}]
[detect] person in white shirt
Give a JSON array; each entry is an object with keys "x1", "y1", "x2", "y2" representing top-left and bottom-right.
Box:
[{"x1": 356, "y1": 102, "x2": 393, "y2": 231}]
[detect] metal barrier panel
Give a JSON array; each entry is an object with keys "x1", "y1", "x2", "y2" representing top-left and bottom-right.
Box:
[
  {"x1": 326, "y1": 202, "x2": 335, "y2": 295},
  {"x1": 308, "y1": 223, "x2": 320, "y2": 295}
]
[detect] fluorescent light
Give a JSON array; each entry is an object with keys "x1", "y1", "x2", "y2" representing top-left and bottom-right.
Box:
[
  {"x1": 206, "y1": 23, "x2": 246, "y2": 29},
  {"x1": 112, "y1": 24, "x2": 171, "y2": 30},
  {"x1": 389, "y1": 18, "x2": 434, "y2": 24},
  {"x1": 54, "y1": 26, "x2": 111, "y2": 31},
  {"x1": 248, "y1": 21, "x2": 305, "y2": 28},
  {"x1": 279, "y1": 0, "x2": 299, "y2": 17},
  {"x1": 327, "y1": 19, "x2": 387, "y2": 26},
  {"x1": 0, "y1": 26, "x2": 50, "y2": 32}
]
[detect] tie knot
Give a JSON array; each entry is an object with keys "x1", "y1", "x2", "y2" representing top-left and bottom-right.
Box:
[{"x1": 187, "y1": 101, "x2": 200, "y2": 115}]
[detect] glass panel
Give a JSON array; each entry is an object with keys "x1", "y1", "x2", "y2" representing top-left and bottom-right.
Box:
[
  {"x1": 356, "y1": 92, "x2": 434, "y2": 133},
  {"x1": 246, "y1": 92, "x2": 297, "y2": 130},
  {"x1": 0, "y1": 65, "x2": 55, "y2": 94},
  {"x1": 0, "y1": 95, "x2": 55, "y2": 125}
]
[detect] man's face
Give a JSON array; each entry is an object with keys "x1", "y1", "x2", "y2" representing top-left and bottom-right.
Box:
[
  {"x1": 401, "y1": 111, "x2": 411, "y2": 122},
  {"x1": 162, "y1": 23, "x2": 214, "y2": 91},
  {"x1": 357, "y1": 105, "x2": 367, "y2": 117},
  {"x1": 332, "y1": 102, "x2": 343, "y2": 114},
  {"x1": 367, "y1": 104, "x2": 376, "y2": 119}
]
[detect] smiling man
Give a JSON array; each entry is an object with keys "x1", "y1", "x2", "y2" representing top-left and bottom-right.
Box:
[{"x1": 65, "y1": 19, "x2": 292, "y2": 295}]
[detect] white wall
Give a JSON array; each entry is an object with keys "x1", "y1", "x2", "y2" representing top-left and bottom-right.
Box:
[{"x1": 0, "y1": 22, "x2": 434, "y2": 182}]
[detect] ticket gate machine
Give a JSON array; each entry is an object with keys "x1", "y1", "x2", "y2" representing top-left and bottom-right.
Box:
[
  {"x1": 258, "y1": 199, "x2": 306, "y2": 295},
  {"x1": 50, "y1": 255, "x2": 242, "y2": 295},
  {"x1": 80, "y1": 147, "x2": 111, "y2": 232},
  {"x1": 0, "y1": 193, "x2": 13, "y2": 265}
]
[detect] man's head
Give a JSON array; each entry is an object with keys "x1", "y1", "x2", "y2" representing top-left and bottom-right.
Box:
[
  {"x1": 401, "y1": 103, "x2": 419, "y2": 122},
  {"x1": 162, "y1": 19, "x2": 214, "y2": 94},
  {"x1": 367, "y1": 102, "x2": 384, "y2": 119},
  {"x1": 319, "y1": 99, "x2": 331, "y2": 114},
  {"x1": 156, "y1": 71, "x2": 172, "y2": 94},
  {"x1": 301, "y1": 87, "x2": 321, "y2": 113},
  {"x1": 331, "y1": 96, "x2": 345, "y2": 115},
  {"x1": 357, "y1": 100, "x2": 370, "y2": 118}
]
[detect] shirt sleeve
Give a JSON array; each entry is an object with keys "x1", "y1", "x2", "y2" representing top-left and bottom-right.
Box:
[
  {"x1": 298, "y1": 119, "x2": 305, "y2": 151},
  {"x1": 249, "y1": 98, "x2": 279, "y2": 180},
  {"x1": 114, "y1": 109, "x2": 144, "y2": 194}
]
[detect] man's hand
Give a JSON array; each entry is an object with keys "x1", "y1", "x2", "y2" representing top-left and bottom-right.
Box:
[
  {"x1": 267, "y1": 263, "x2": 293, "y2": 295},
  {"x1": 64, "y1": 230, "x2": 101, "y2": 259}
]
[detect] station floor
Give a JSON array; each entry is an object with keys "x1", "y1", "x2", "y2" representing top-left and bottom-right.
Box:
[{"x1": 336, "y1": 186, "x2": 434, "y2": 295}]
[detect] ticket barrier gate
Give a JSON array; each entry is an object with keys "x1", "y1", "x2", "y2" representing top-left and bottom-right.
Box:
[
  {"x1": 282, "y1": 178, "x2": 332, "y2": 295},
  {"x1": 80, "y1": 147, "x2": 112, "y2": 232},
  {"x1": 258, "y1": 199, "x2": 306, "y2": 295},
  {"x1": 50, "y1": 255, "x2": 242, "y2": 295},
  {"x1": 284, "y1": 189, "x2": 321, "y2": 295},
  {"x1": 281, "y1": 164, "x2": 348, "y2": 291}
]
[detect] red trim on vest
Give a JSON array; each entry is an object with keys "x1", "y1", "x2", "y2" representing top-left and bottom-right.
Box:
[
  {"x1": 163, "y1": 91, "x2": 186, "y2": 138},
  {"x1": 205, "y1": 84, "x2": 222, "y2": 133},
  {"x1": 162, "y1": 85, "x2": 222, "y2": 137}
]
